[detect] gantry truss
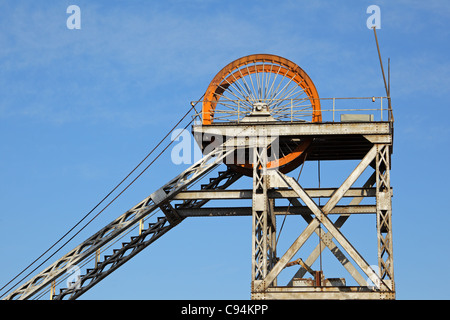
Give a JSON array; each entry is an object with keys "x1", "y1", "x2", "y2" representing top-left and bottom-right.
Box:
[
  {"x1": 192, "y1": 120, "x2": 395, "y2": 300},
  {"x1": 4, "y1": 119, "x2": 394, "y2": 300}
]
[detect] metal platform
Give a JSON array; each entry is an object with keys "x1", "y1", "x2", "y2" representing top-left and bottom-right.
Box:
[{"x1": 193, "y1": 121, "x2": 392, "y2": 161}]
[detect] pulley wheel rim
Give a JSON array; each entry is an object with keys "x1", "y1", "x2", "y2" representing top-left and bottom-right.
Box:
[{"x1": 202, "y1": 54, "x2": 321, "y2": 175}]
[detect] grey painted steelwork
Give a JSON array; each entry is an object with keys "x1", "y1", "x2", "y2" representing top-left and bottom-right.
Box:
[
  {"x1": 4, "y1": 109, "x2": 394, "y2": 301},
  {"x1": 250, "y1": 139, "x2": 278, "y2": 288},
  {"x1": 192, "y1": 122, "x2": 391, "y2": 137},
  {"x1": 176, "y1": 205, "x2": 377, "y2": 217},
  {"x1": 191, "y1": 111, "x2": 395, "y2": 299},
  {"x1": 173, "y1": 187, "x2": 380, "y2": 200},
  {"x1": 4, "y1": 141, "x2": 240, "y2": 300},
  {"x1": 189, "y1": 115, "x2": 394, "y2": 299}
]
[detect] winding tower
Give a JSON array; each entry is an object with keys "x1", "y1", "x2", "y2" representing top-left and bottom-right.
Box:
[
  {"x1": 192, "y1": 54, "x2": 395, "y2": 299},
  {"x1": 2, "y1": 53, "x2": 394, "y2": 300}
]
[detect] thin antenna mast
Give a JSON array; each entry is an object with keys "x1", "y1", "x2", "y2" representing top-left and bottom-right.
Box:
[
  {"x1": 372, "y1": 27, "x2": 388, "y2": 97},
  {"x1": 372, "y1": 26, "x2": 393, "y2": 121}
]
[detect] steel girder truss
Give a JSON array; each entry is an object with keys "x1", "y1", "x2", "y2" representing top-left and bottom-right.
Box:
[
  {"x1": 251, "y1": 140, "x2": 277, "y2": 287},
  {"x1": 249, "y1": 144, "x2": 395, "y2": 299},
  {"x1": 4, "y1": 140, "x2": 241, "y2": 300},
  {"x1": 4, "y1": 127, "x2": 394, "y2": 300},
  {"x1": 376, "y1": 144, "x2": 394, "y2": 285}
]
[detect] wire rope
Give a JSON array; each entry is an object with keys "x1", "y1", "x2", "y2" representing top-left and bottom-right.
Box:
[
  {"x1": 0, "y1": 96, "x2": 202, "y2": 299},
  {"x1": 275, "y1": 152, "x2": 308, "y2": 247}
]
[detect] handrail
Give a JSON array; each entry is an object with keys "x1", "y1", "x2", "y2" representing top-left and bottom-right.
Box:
[{"x1": 191, "y1": 96, "x2": 392, "y2": 124}]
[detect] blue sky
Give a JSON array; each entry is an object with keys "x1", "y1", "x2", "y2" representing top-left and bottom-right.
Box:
[{"x1": 0, "y1": 0, "x2": 449, "y2": 300}]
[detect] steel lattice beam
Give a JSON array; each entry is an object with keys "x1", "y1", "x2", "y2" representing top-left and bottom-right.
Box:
[
  {"x1": 250, "y1": 144, "x2": 395, "y2": 299},
  {"x1": 4, "y1": 138, "x2": 242, "y2": 300},
  {"x1": 3, "y1": 119, "x2": 395, "y2": 300},
  {"x1": 376, "y1": 144, "x2": 394, "y2": 289},
  {"x1": 53, "y1": 168, "x2": 242, "y2": 300}
]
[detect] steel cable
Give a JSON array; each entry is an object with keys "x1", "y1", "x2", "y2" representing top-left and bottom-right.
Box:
[
  {"x1": 0, "y1": 97, "x2": 202, "y2": 299},
  {"x1": 275, "y1": 152, "x2": 308, "y2": 247}
]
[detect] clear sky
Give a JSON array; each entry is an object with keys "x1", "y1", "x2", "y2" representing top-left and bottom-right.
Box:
[{"x1": 0, "y1": 0, "x2": 449, "y2": 300}]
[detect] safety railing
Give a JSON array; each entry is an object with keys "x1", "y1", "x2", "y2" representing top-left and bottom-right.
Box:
[{"x1": 191, "y1": 96, "x2": 393, "y2": 125}]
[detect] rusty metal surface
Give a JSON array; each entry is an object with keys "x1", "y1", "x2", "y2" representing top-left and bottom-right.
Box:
[
  {"x1": 202, "y1": 54, "x2": 322, "y2": 125},
  {"x1": 200, "y1": 54, "x2": 322, "y2": 174}
]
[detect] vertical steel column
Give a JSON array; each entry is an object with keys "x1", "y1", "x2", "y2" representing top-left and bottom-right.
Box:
[
  {"x1": 376, "y1": 144, "x2": 394, "y2": 291},
  {"x1": 251, "y1": 136, "x2": 277, "y2": 293}
]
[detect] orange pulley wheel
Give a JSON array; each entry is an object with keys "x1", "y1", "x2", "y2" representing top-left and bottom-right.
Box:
[{"x1": 202, "y1": 54, "x2": 321, "y2": 176}]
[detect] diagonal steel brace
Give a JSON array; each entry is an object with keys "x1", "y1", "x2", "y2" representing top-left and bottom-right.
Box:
[{"x1": 256, "y1": 145, "x2": 389, "y2": 292}]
